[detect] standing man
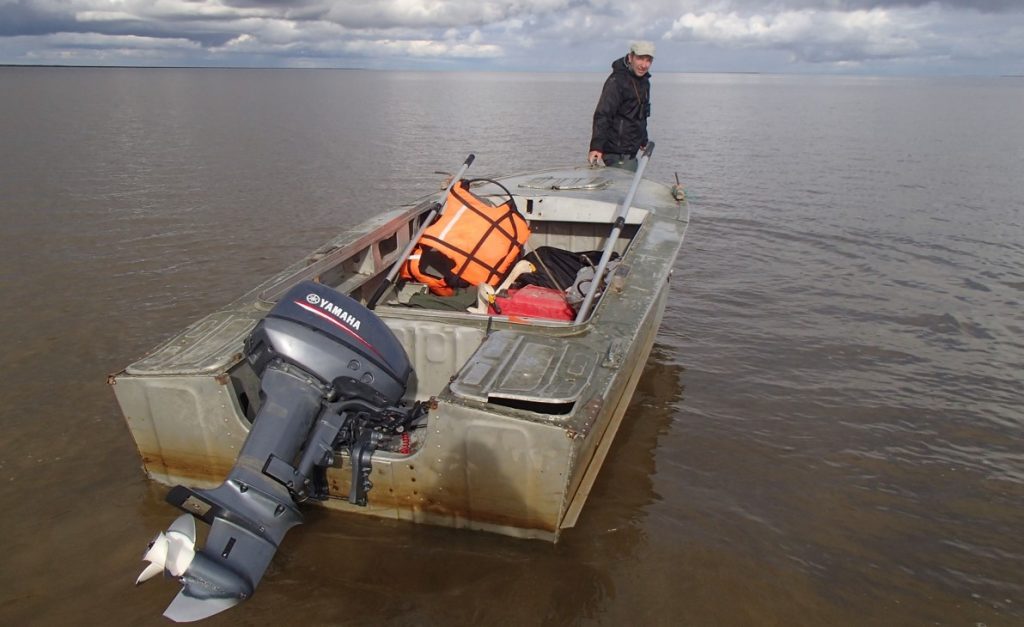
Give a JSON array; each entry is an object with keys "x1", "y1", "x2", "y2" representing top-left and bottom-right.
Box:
[{"x1": 588, "y1": 41, "x2": 654, "y2": 170}]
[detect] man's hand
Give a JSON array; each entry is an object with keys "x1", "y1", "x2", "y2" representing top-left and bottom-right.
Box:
[{"x1": 587, "y1": 150, "x2": 604, "y2": 166}]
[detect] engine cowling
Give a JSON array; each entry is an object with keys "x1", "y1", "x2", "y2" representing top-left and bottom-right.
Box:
[
  {"x1": 246, "y1": 280, "x2": 412, "y2": 404},
  {"x1": 138, "y1": 281, "x2": 423, "y2": 622}
]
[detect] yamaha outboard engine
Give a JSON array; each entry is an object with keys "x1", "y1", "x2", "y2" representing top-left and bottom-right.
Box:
[{"x1": 136, "y1": 281, "x2": 426, "y2": 622}]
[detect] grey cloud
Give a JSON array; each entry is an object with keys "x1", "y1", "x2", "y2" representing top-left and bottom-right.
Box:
[
  {"x1": 866, "y1": 1, "x2": 1019, "y2": 10},
  {"x1": 219, "y1": 0, "x2": 320, "y2": 6},
  {"x1": 0, "y1": 1, "x2": 77, "y2": 37},
  {"x1": 722, "y1": 0, "x2": 1022, "y2": 12},
  {"x1": 0, "y1": 10, "x2": 235, "y2": 48},
  {"x1": 217, "y1": 0, "x2": 331, "y2": 21},
  {"x1": 0, "y1": 0, "x2": 1020, "y2": 73},
  {"x1": 0, "y1": 1, "x2": 264, "y2": 46}
]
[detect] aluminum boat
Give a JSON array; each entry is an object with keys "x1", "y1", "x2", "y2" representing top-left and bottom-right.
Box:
[{"x1": 111, "y1": 151, "x2": 688, "y2": 621}]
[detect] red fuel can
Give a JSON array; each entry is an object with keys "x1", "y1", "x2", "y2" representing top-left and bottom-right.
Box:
[{"x1": 492, "y1": 285, "x2": 574, "y2": 321}]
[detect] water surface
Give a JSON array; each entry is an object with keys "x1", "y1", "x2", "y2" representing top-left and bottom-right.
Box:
[{"x1": 0, "y1": 67, "x2": 1021, "y2": 625}]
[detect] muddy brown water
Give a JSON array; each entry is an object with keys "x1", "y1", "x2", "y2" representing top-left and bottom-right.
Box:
[{"x1": 1, "y1": 68, "x2": 1021, "y2": 625}]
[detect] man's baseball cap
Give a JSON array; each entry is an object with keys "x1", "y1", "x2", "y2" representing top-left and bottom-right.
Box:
[{"x1": 630, "y1": 41, "x2": 655, "y2": 58}]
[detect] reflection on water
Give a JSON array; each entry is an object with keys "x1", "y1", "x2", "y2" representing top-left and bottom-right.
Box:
[{"x1": 1, "y1": 68, "x2": 1022, "y2": 625}]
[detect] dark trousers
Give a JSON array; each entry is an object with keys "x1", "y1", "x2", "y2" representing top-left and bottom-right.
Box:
[{"x1": 601, "y1": 153, "x2": 638, "y2": 171}]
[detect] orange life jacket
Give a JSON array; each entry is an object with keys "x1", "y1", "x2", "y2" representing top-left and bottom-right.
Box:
[{"x1": 401, "y1": 181, "x2": 530, "y2": 296}]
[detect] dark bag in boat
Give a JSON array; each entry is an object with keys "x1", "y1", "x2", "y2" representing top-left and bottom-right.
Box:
[{"x1": 515, "y1": 247, "x2": 615, "y2": 291}]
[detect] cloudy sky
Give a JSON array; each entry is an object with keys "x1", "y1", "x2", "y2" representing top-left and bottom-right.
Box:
[{"x1": 1, "y1": 1, "x2": 1022, "y2": 75}]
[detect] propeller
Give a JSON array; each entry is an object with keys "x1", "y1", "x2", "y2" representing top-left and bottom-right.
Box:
[
  {"x1": 135, "y1": 513, "x2": 252, "y2": 622},
  {"x1": 136, "y1": 514, "x2": 197, "y2": 584}
]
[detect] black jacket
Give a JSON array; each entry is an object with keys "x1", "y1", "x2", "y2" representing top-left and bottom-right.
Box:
[{"x1": 590, "y1": 56, "x2": 651, "y2": 156}]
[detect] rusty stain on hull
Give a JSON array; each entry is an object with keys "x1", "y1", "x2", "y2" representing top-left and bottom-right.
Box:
[
  {"x1": 325, "y1": 465, "x2": 559, "y2": 534},
  {"x1": 141, "y1": 448, "x2": 558, "y2": 535},
  {"x1": 139, "y1": 449, "x2": 236, "y2": 485}
]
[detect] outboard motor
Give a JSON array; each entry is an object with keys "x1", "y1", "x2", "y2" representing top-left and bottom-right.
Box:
[{"x1": 136, "y1": 281, "x2": 426, "y2": 622}]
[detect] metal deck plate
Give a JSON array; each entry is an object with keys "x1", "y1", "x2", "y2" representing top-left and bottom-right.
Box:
[{"x1": 450, "y1": 331, "x2": 597, "y2": 407}]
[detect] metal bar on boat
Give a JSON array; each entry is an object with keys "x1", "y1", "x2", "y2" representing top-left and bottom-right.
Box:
[
  {"x1": 367, "y1": 153, "x2": 475, "y2": 309},
  {"x1": 573, "y1": 142, "x2": 654, "y2": 323}
]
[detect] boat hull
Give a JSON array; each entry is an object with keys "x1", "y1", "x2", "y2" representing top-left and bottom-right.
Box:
[{"x1": 111, "y1": 164, "x2": 688, "y2": 541}]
